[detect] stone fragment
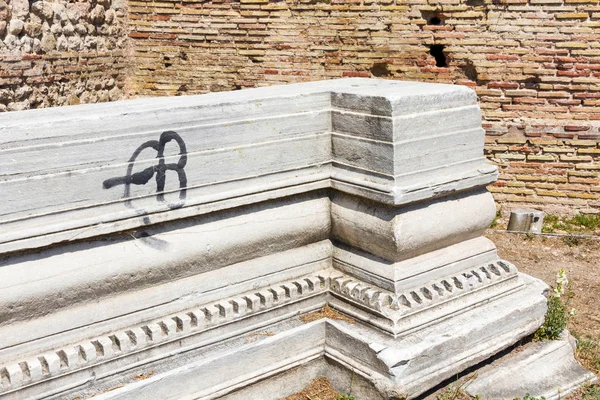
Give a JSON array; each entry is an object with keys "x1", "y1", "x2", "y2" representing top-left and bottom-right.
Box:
[
  {"x1": 28, "y1": 13, "x2": 42, "y2": 24},
  {"x1": 97, "y1": 24, "x2": 109, "y2": 35},
  {"x1": 31, "y1": 1, "x2": 53, "y2": 20},
  {"x1": 50, "y1": 23, "x2": 61, "y2": 35},
  {"x1": 84, "y1": 22, "x2": 95, "y2": 34},
  {"x1": 24, "y1": 22, "x2": 42, "y2": 36},
  {"x1": 11, "y1": 0, "x2": 29, "y2": 19},
  {"x1": 105, "y1": 37, "x2": 115, "y2": 50},
  {"x1": 105, "y1": 9, "x2": 115, "y2": 24},
  {"x1": 98, "y1": 90, "x2": 109, "y2": 102},
  {"x1": 8, "y1": 19, "x2": 24, "y2": 35},
  {"x1": 0, "y1": 89, "x2": 13, "y2": 103},
  {"x1": 0, "y1": 0, "x2": 8, "y2": 20},
  {"x1": 40, "y1": 33, "x2": 56, "y2": 52},
  {"x1": 20, "y1": 36, "x2": 33, "y2": 52},
  {"x1": 74, "y1": 23, "x2": 86, "y2": 35},
  {"x1": 108, "y1": 87, "x2": 121, "y2": 101},
  {"x1": 7, "y1": 100, "x2": 30, "y2": 111},
  {"x1": 0, "y1": 21, "x2": 6, "y2": 36},
  {"x1": 65, "y1": 4, "x2": 80, "y2": 23},
  {"x1": 62, "y1": 23, "x2": 75, "y2": 36},
  {"x1": 67, "y1": 35, "x2": 82, "y2": 51},
  {"x1": 55, "y1": 34, "x2": 67, "y2": 51},
  {"x1": 4, "y1": 34, "x2": 19, "y2": 50},
  {"x1": 89, "y1": 5, "x2": 105, "y2": 25},
  {"x1": 51, "y1": 3, "x2": 67, "y2": 22},
  {"x1": 83, "y1": 35, "x2": 97, "y2": 49},
  {"x1": 15, "y1": 86, "x2": 32, "y2": 101}
]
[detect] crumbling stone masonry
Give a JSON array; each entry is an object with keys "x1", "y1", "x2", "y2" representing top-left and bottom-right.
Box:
[
  {"x1": 1, "y1": 0, "x2": 600, "y2": 213},
  {"x1": 0, "y1": 0, "x2": 128, "y2": 110}
]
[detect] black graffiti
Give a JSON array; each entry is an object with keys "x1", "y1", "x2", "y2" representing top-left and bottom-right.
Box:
[{"x1": 103, "y1": 131, "x2": 187, "y2": 208}]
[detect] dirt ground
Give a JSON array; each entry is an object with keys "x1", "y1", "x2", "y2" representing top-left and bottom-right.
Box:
[
  {"x1": 487, "y1": 231, "x2": 600, "y2": 350},
  {"x1": 282, "y1": 376, "x2": 341, "y2": 400},
  {"x1": 283, "y1": 230, "x2": 600, "y2": 400}
]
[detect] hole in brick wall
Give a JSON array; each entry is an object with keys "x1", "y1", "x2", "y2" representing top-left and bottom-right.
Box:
[
  {"x1": 175, "y1": 84, "x2": 187, "y2": 96},
  {"x1": 466, "y1": 0, "x2": 486, "y2": 6},
  {"x1": 428, "y1": 45, "x2": 447, "y2": 67},
  {"x1": 179, "y1": 51, "x2": 188, "y2": 61},
  {"x1": 371, "y1": 63, "x2": 391, "y2": 77},
  {"x1": 523, "y1": 76, "x2": 541, "y2": 89},
  {"x1": 163, "y1": 56, "x2": 172, "y2": 68},
  {"x1": 421, "y1": 10, "x2": 444, "y2": 25},
  {"x1": 461, "y1": 59, "x2": 478, "y2": 82}
]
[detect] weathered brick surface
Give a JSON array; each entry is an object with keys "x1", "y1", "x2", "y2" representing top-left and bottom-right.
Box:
[{"x1": 487, "y1": 132, "x2": 600, "y2": 214}]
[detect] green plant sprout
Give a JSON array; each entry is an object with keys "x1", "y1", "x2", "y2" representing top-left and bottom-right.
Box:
[{"x1": 534, "y1": 269, "x2": 575, "y2": 341}]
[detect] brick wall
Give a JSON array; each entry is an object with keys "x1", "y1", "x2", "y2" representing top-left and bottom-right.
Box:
[
  {"x1": 0, "y1": 0, "x2": 128, "y2": 110},
  {"x1": 2, "y1": 0, "x2": 600, "y2": 214},
  {"x1": 126, "y1": 0, "x2": 600, "y2": 214}
]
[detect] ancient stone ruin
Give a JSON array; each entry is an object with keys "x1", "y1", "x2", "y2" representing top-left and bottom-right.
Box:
[{"x1": 0, "y1": 79, "x2": 591, "y2": 399}]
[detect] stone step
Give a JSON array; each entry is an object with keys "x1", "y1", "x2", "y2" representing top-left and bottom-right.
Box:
[{"x1": 465, "y1": 330, "x2": 597, "y2": 400}]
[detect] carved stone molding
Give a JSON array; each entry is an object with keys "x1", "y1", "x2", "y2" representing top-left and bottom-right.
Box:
[{"x1": 0, "y1": 79, "x2": 563, "y2": 399}]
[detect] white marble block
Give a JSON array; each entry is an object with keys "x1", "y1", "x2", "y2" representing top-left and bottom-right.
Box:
[{"x1": 0, "y1": 79, "x2": 552, "y2": 399}]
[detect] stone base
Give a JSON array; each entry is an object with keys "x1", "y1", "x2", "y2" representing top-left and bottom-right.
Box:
[
  {"x1": 466, "y1": 330, "x2": 598, "y2": 400},
  {"x1": 24, "y1": 273, "x2": 547, "y2": 400},
  {"x1": 0, "y1": 80, "x2": 580, "y2": 400}
]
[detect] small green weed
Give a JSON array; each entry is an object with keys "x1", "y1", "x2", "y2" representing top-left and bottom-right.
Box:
[
  {"x1": 573, "y1": 331, "x2": 600, "y2": 373},
  {"x1": 553, "y1": 221, "x2": 569, "y2": 231},
  {"x1": 524, "y1": 232, "x2": 536, "y2": 241},
  {"x1": 567, "y1": 214, "x2": 600, "y2": 230},
  {"x1": 435, "y1": 374, "x2": 477, "y2": 400},
  {"x1": 534, "y1": 295, "x2": 568, "y2": 340},
  {"x1": 581, "y1": 383, "x2": 600, "y2": 400},
  {"x1": 521, "y1": 394, "x2": 546, "y2": 400},
  {"x1": 563, "y1": 234, "x2": 581, "y2": 247},
  {"x1": 337, "y1": 370, "x2": 355, "y2": 400},
  {"x1": 490, "y1": 207, "x2": 502, "y2": 229},
  {"x1": 542, "y1": 225, "x2": 554, "y2": 233},
  {"x1": 534, "y1": 269, "x2": 573, "y2": 341},
  {"x1": 542, "y1": 213, "x2": 600, "y2": 234}
]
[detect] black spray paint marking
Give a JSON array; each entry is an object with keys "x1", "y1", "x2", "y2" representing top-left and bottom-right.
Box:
[{"x1": 103, "y1": 131, "x2": 188, "y2": 209}]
